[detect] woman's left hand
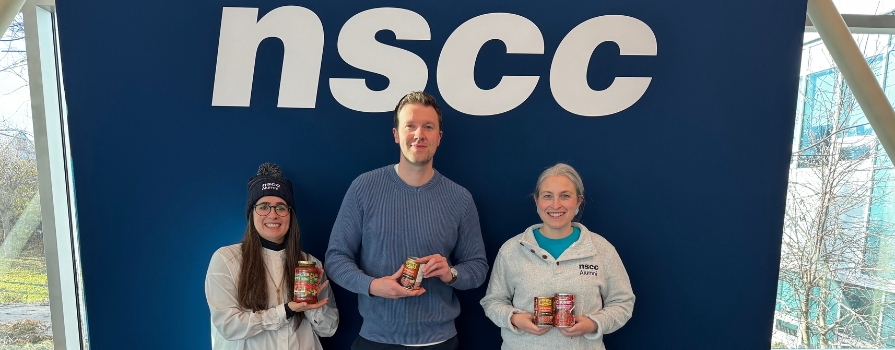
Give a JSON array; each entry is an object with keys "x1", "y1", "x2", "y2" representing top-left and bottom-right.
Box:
[
  {"x1": 287, "y1": 297, "x2": 328, "y2": 313},
  {"x1": 557, "y1": 316, "x2": 598, "y2": 337}
]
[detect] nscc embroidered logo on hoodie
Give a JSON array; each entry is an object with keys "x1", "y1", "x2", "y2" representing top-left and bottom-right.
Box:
[{"x1": 579, "y1": 264, "x2": 599, "y2": 276}]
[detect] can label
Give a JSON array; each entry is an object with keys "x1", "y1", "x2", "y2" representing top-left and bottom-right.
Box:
[
  {"x1": 553, "y1": 294, "x2": 575, "y2": 327},
  {"x1": 294, "y1": 270, "x2": 320, "y2": 299},
  {"x1": 399, "y1": 257, "x2": 419, "y2": 290},
  {"x1": 534, "y1": 297, "x2": 554, "y2": 326}
]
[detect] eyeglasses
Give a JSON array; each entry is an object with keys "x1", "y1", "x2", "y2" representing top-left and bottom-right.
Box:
[{"x1": 254, "y1": 203, "x2": 291, "y2": 217}]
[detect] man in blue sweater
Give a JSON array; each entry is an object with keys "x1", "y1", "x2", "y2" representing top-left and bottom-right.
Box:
[{"x1": 326, "y1": 91, "x2": 488, "y2": 350}]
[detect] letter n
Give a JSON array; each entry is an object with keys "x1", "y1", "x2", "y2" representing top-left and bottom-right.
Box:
[{"x1": 212, "y1": 6, "x2": 324, "y2": 108}]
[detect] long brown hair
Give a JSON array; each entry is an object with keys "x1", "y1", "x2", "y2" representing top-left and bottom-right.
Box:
[{"x1": 236, "y1": 208, "x2": 306, "y2": 327}]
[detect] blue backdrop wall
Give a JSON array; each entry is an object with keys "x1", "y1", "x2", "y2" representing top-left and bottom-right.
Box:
[{"x1": 55, "y1": 0, "x2": 808, "y2": 348}]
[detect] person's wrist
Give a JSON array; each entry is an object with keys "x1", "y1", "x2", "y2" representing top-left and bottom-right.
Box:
[{"x1": 446, "y1": 266, "x2": 458, "y2": 284}]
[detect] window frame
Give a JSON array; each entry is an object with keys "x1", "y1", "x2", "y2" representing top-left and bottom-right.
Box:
[{"x1": 20, "y1": 0, "x2": 87, "y2": 348}]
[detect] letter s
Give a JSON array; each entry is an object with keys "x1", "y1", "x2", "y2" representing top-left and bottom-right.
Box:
[{"x1": 329, "y1": 8, "x2": 430, "y2": 112}]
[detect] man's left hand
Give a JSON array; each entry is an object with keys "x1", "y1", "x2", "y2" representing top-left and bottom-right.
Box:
[
  {"x1": 557, "y1": 316, "x2": 598, "y2": 337},
  {"x1": 417, "y1": 254, "x2": 452, "y2": 283}
]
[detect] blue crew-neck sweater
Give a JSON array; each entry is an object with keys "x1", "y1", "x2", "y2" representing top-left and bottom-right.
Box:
[{"x1": 325, "y1": 165, "x2": 488, "y2": 344}]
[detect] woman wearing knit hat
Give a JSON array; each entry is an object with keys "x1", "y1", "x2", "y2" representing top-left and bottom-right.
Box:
[{"x1": 205, "y1": 163, "x2": 338, "y2": 350}]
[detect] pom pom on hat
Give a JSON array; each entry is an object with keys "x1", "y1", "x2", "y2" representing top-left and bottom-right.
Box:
[{"x1": 256, "y1": 162, "x2": 284, "y2": 178}]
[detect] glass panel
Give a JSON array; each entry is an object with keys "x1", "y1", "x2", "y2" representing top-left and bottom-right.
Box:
[
  {"x1": 867, "y1": 144, "x2": 895, "y2": 280},
  {"x1": 797, "y1": 67, "x2": 836, "y2": 168},
  {"x1": 0, "y1": 12, "x2": 54, "y2": 349}
]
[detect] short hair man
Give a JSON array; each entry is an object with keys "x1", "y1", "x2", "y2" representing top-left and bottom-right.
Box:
[{"x1": 326, "y1": 91, "x2": 488, "y2": 350}]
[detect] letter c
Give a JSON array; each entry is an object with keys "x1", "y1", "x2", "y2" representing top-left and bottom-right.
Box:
[
  {"x1": 550, "y1": 15, "x2": 657, "y2": 117},
  {"x1": 437, "y1": 13, "x2": 544, "y2": 116}
]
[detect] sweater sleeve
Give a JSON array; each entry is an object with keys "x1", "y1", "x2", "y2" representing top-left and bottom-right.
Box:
[
  {"x1": 325, "y1": 180, "x2": 376, "y2": 296},
  {"x1": 205, "y1": 250, "x2": 289, "y2": 341},
  {"x1": 480, "y1": 247, "x2": 526, "y2": 334},
  {"x1": 304, "y1": 254, "x2": 339, "y2": 337},
  {"x1": 449, "y1": 197, "x2": 488, "y2": 290},
  {"x1": 584, "y1": 246, "x2": 635, "y2": 340}
]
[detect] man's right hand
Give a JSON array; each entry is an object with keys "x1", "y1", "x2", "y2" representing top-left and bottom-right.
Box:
[
  {"x1": 510, "y1": 313, "x2": 551, "y2": 336},
  {"x1": 369, "y1": 266, "x2": 426, "y2": 299}
]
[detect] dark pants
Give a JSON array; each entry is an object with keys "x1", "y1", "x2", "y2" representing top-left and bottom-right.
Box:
[{"x1": 351, "y1": 335, "x2": 459, "y2": 350}]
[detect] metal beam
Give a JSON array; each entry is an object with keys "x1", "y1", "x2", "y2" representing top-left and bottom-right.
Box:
[
  {"x1": 806, "y1": 14, "x2": 895, "y2": 34},
  {"x1": 0, "y1": 0, "x2": 26, "y2": 33},
  {"x1": 807, "y1": 0, "x2": 895, "y2": 160}
]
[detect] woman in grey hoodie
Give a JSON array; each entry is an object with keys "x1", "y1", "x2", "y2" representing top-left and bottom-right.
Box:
[{"x1": 480, "y1": 163, "x2": 634, "y2": 350}]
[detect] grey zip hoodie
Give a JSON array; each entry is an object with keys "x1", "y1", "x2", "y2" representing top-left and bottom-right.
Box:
[{"x1": 480, "y1": 223, "x2": 634, "y2": 350}]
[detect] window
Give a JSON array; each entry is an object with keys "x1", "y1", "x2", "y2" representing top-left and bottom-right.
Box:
[
  {"x1": 0, "y1": 11, "x2": 52, "y2": 349},
  {"x1": 841, "y1": 284, "x2": 886, "y2": 346},
  {"x1": 775, "y1": 6, "x2": 895, "y2": 347},
  {"x1": 1, "y1": 3, "x2": 86, "y2": 349},
  {"x1": 797, "y1": 68, "x2": 836, "y2": 168}
]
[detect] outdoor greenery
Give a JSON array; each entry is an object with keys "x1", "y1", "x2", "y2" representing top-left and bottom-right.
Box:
[{"x1": 0, "y1": 257, "x2": 48, "y2": 304}]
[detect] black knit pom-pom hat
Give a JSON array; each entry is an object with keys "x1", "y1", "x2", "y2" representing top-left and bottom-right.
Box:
[{"x1": 245, "y1": 163, "x2": 295, "y2": 219}]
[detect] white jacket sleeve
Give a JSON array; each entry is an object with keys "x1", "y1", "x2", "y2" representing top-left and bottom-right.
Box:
[
  {"x1": 480, "y1": 248, "x2": 526, "y2": 334},
  {"x1": 303, "y1": 254, "x2": 339, "y2": 337},
  {"x1": 583, "y1": 246, "x2": 634, "y2": 340},
  {"x1": 205, "y1": 250, "x2": 289, "y2": 341}
]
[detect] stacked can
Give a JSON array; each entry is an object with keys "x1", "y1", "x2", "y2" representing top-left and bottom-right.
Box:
[
  {"x1": 553, "y1": 293, "x2": 575, "y2": 327},
  {"x1": 533, "y1": 297, "x2": 554, "y2": 326},
  {"x1": 399, "y1": 256, "x2": 420, "y2": 290}
]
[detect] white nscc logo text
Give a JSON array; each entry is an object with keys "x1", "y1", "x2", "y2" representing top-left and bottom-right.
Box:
[{"x1": 212, "y1": 6, "x2": 657, "y2": 117}]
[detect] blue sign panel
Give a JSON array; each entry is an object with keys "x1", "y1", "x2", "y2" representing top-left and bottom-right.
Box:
[{"x1": 56, "y1": 0, "x2": 807, "y2": 348}]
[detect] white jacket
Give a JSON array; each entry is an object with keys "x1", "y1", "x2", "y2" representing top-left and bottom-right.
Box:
[
  {"x1": 205, "y1": 244, "x2": 338, "y2": 350},
  {"x1": 480, "y1": 223, "x2": 634, "y2": 350}
]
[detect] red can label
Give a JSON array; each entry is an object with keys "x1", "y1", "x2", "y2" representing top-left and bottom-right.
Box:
[
  {"x1": 399, "y1": 257, "x2": 419, "y2": 290},
  {"x1": 534, "y1": 297, "x2": 554, "y2": 326},
  {"x1": 553, "y1": 294, "x2": 575, "y2": 327}
]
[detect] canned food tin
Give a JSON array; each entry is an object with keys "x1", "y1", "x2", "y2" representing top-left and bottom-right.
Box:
[
  {"x1": 534, "y1": 297, "x2": 554, "y2": 326},
  {"x1": 399, "y1": 256, "x2": 420, "y2": 290},
  {"x1": 294, "y1": 261, "x2": 320, "y2": 304},
  {"x1": 553, "y1": 293, "x2": 575, "y2": 327}
]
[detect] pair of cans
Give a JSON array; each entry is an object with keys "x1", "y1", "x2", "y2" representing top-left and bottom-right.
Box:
[
  {"x1": 533, "y1": 294, "x2": 575, "y2": 327},
  {"x1": 399, "y1": 256, "x2": 425, "y2": 290}
]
